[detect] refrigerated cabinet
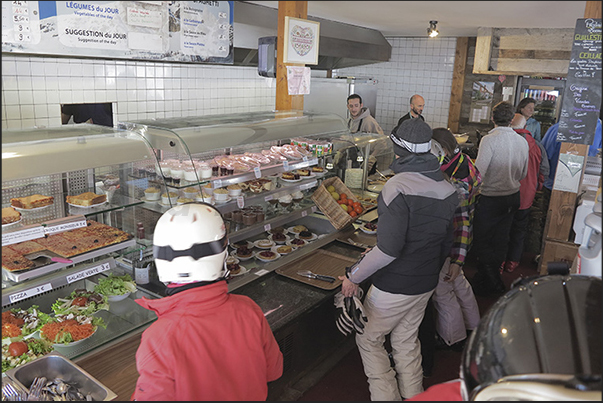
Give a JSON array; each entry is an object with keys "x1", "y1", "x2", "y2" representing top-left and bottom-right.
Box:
[{"x1": 515, "y1": 76, "x2": 567, "y2": 135}]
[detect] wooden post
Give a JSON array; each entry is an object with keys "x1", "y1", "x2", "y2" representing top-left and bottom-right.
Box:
[
  {"x1": 276, "y1": 1, "x2": 307, "y2": 111},
  {"x1": 447, "y1": 37, "x2": 469, "y2": 133},
  {"x1": 539, "y1": 1, "x2": 601, "y2": 274}
]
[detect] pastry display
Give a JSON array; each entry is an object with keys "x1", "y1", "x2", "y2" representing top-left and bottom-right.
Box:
[
  {"x1": 144, "y1": 187, "x2": 161, "y2": 201},
  {"x1": 213, "y1": 188, "x2": 229, "y2": 201},
  {"x1": 291, "y1": 225, "x2": 307, "y2": 234},
  {"x1": 1, "y1": 220, "x2": 133, "y2": 272},
  {"x1": 281, "y1": 172, "x2": 296, "y2": 180},
  {"x1": 296, "y1": 169, "x2": 311, "y2": 177},
  {"x1": 231, "y1": 241, "x2": 250, "y2": 250},
  {"x1": 235, "y1": 246, "x2": 253, "y2": 258},
  {"x1": 10, "y1": 194, "x2": 54, "y2": 209},
  {"x1": 227, "y1": 184, "x2": 242, "y2": 197},
  {"x1": 312, "y1": 166, "x2": 325, "y2": 173},
  {"x1": 275, "y1": 245, "x2": 293, "y2": 254},
  {"x1": 256, "y1": 239, "x2": 274, "y2": 248},
  {"x1": 2, "y1": 207, "x2": 21, "y2": 225},
  {"x1": 298, "y1": 230, "x2": 314, "y2": 240},
  {"x1": 161, "y1": 192, "x2": 179, "y2": 205},
  {"x1": 289, "y1": 238, "x2": 307, "y2": 247},
  {"x1": 227, "y1": 262, "x2": 241, "y2": 275},
  {"x1": 66, "y1": 192, "x2": 107, "y2": 207},
  {"x1": 257, "y1": 250, "x2": 277, "y2": 260},
  {"x1": 270, "y1": 232, "x2": 287, "y2": 243},
  {"x1": 292, "y1": 191, "x2": 304, "y2": 203},
  {"x1": 278, "y1": 194, "x2": 292, "y2": 208},
  {"x1": 270, "y1": 227, "x2": 286, "y2": 234}
]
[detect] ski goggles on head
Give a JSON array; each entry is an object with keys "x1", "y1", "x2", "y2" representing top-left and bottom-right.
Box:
[{"x1": 154, "y1": 234, "x2": 228, "y2": 262}]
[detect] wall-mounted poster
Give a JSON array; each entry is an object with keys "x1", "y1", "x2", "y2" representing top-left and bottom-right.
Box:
[
  {"x1": 283, "y1": 16, "x2": 319, "y2": 65},
  {"x1": 1, "y1": 1, "x2": 233, "y2": 64},
  {"x1": 469, "y1": 81, "x2": 495, "y2": 123}
]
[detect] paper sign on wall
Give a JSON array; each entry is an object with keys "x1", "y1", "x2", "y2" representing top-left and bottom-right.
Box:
[
  {"x1": 553, "y1": 153, "x2": 584, "y2": 193},
  {"x1": 287, "y1": 66, "x2": 311, "y2": 95}
]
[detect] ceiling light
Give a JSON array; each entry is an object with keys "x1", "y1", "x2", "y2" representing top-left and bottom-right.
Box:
[{"x1": 427, "y1": 20, "x2": 439, "y2": 38}]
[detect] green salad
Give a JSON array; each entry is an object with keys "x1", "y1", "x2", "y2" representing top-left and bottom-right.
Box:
[
  {"x1": 94, "y1": 274, "x2": 137, "y2": 296},
  {"x1": 2, "y1": 338, "x2": 54, "y2": 373},
  {"x1": 7, "y1": 305, "x2": 52, "y2": 337},
  {"x1": 51, "y1": 289, "x2": 109, "y2": 316}
]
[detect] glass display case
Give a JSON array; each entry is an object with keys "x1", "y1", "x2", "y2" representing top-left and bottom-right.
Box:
[
  {"x1": 2, "y1": 124, "x2": 165, "y2": 363},
  {"x1": 2, "y1": 111, "x2": 361, "y2": 365}
]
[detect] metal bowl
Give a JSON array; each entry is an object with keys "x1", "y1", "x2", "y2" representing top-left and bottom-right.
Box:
[{"x1": 5, "y1": 351, "x2": 117, "y2": 401}]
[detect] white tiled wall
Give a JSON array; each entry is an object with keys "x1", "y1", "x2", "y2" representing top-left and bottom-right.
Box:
[
  {"x1": 336, "y1": 37, "x2": 457, "y2": 134},
  {"x1": 2, "y1": 55, "x2": 277, "y2": 130},
  {"x1": 2, "y1": 37, "x2": 457, "y2": 132}
]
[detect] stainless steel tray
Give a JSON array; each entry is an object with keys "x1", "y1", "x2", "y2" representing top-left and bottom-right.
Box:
[{"x1": 5, "y1": 351, "x2": 117, "y2": 401}]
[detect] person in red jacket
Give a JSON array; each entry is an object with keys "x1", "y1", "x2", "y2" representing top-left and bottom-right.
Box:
[
  {"x1": 502, "y1": 113, "x2": 549, "y2": 272},
  {"x1": 132, "y1": 203, "x2": 283, "y2": 401}
]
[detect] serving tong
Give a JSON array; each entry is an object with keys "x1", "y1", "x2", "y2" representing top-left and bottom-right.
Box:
[{"x1": 296, "y1": 270, "x2": 336, "y2": 283}]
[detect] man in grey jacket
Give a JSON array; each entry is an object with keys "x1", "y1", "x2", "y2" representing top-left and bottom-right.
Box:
[
  {"x1": 470, "y1": 102, "x2": 529, "y2": 295},
  {"x1": 340, "y1": 118, "x2": 458, "y2": 400}
]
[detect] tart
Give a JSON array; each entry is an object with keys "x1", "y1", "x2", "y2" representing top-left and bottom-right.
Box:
[
  {"x1": 296, "y1": 169, "x2": 311, "y2": 177},
  {"x1": 289, "y1": 238, "x2": 307, "y2": 247},
  {"x1": 227, "y1": 262, "x2": 241, "y2": 275},
  {"x1": 271, "y1": 233, "x2": 287, "y2": 243},
  {"x1": 311, "y1": 166, "x2": 325, "y2": 173},
  {"x1": 2, "y1": 207, "x2": 21, "y2": 225},
  {"x1": 236, "y1": 247, "x2": 253, "y2": 258},
  {"x1": 258, "y1": 251, "x2": 277, "y2": 260},
  {"x1": 257, "y1": 239, "x2": 274, "y2": 248},
  {"x1": 276, "y1": 245, "x2": 292, "y2": 254},
  {"x1": 298, "y1": 230, "x2": 314, "y2": 240},
  {"x1": 281, "y1": 172, "x2": 296, "y2": 180},
  {"x1": 291, "y1": 225, "x2": 307, "y2": 234},
  {"x1": 10, "y1": 194, "x2": 54, "y2": 209}
]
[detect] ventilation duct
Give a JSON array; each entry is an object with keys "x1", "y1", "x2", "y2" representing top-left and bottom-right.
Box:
[{"x1": 233, "y1": 2, "x2": 391, "y2": 70}]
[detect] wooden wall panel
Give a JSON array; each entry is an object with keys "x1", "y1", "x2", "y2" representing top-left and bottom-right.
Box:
[
  {"x1": 447, "y1": 37, "x2": 469, "y2": 133},
  {"x1": 276, "y1": 1, "x2": 307, "y2": 111}
]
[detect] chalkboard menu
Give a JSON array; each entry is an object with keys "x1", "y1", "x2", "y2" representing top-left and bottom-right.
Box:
[{"x1": 557, "y1": 18, "x2": 602, "y2": 144}]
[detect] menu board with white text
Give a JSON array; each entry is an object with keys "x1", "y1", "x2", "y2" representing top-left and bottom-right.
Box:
[{"x1": 556, "y1": 18, "x2": 602, "y2": 144}]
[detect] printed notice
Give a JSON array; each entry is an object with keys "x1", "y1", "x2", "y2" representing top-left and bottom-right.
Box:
[
  {"x1": 553, "y1": 154, "x2": 585, "y2": 193},
  {"x1": 287, "y1": 66, "x2": 311, "y2": 95},
  {"x1": 180, "y1": 1, "x2": 230, "y2": 57},
  {"x1": 1, "y1": 1, "x2": 41, "y2": 44},
  {"x1": 9, "y1": 283, "x2": 53, "y2": 304},
  {"x1": 127, "y1": 6, "x2": 162, "y2": 29},
  {"x1": 44, "y1": 218, "x2": 87, "y2": 236},
  {"x1": 66, "y1": 261, "x2": 111, "y2": 284},
  {"x1": 2, "y1": 226, "x2": 45, "y2": 246}
]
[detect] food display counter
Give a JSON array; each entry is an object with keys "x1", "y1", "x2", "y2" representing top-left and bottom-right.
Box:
[{"x1": 2, "y1": 111, "x2": 384, "y2": 400}]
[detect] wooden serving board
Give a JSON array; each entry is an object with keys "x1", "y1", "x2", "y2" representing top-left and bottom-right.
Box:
[{"x1": 276, "y1": 249, "x2": 357, "y2": 290}]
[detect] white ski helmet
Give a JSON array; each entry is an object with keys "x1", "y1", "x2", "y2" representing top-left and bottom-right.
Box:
[{"x1": 153, "y1": 203, "x2": 228, "y2": 284}]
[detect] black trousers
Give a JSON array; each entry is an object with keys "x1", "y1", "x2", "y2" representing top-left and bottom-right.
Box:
[
  {"x1": 472, "y1": 192, "x2": 521, "y2": 269},
  {"x1": 506, "y1": 208, "x2": 531, "y2": 262}
]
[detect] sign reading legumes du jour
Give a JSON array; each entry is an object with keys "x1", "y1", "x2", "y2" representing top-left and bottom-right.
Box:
[{"x1": 556, "y1": 18, "x2": 602, "y2": 145}]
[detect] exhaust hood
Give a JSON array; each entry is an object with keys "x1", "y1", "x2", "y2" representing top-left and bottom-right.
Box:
[{"x1": 233, "y1": 2, "x2": 391, "y2": 70}]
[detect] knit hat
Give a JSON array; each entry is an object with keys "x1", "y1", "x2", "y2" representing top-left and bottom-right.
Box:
[{"x1": 390, "y1": 118, "x2": 433, "y2": 155}]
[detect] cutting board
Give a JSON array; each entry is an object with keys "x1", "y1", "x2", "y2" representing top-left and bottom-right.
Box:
[{"x1": 276, "y1": 249, "x2": 358, "y2": 290}]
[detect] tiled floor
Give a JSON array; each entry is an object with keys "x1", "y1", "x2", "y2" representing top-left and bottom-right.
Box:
[{"x1": 294, "y1": 252, "x2": 542, "y2": 401}]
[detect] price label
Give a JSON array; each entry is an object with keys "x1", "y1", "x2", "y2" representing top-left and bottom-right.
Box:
[
  {"x1": 254, "y1": 269, "x2": 270, "y2": 277},
  {"x1": 283, "y1": 161, "x2": 290, "y2": 171},
  {"x1": 264, "y1": 195, "x2": 273, "y2": 202},
  {"x1": 311, "y1": 206, "x2": 317, "y2": 213},
  {"x1": 2, "y1": 226, "x2": 45, "y2": 246},
  {"x1": 212, "y1": 179, "x2": 222, "y2": 189},
  {"x1": 237, "y1": 196, "x2": 245, "y2": 209},
  {"x1": 301, "y1": 210, "x2": 308, "y2": 217},
  {"x1": 44, "y1": 219, "x2": 87, "y2": 235},
  {"x1": 264, "y1": 224, "x2": 271, "y2": 232},
  {"x1": 66, "y1": 262, "x2": 111, "y2": 284},
  {"x1": 9, "y1": 283, "x2": 52, "y2": 304},
  {"x1": 254, "y1": 167, "x2": 262, "y2": 179}
]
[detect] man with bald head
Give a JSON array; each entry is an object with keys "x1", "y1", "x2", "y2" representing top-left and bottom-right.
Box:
[
  {"x1": 396, "y1": 94, "x2": 425, "y2": 129},
  {"x1": 502, "y1": 113, "x2": 549, "y2": 273}
]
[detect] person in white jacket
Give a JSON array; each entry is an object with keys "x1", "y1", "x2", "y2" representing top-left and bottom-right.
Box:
[{"x1": 470, "y1": 101, "x2": 529, "y2": 296}]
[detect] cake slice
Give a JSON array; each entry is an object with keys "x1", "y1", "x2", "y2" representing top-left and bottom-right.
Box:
[
  {"x1": 10, "y1": 194, "x2": 54, "y2": 209},
  {"x1": 2, "y1": 207, "x2": 21, "y2": 225},
  {"x1": 66, "y1": 192, "x2": 107, "y2": 206}
]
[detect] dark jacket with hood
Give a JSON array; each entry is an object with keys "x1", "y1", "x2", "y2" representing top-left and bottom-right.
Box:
[{"x1": 348, "y1": 153, "x2": 458, "y2": 295}]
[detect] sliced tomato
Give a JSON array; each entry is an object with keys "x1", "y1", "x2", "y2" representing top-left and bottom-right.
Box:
[
  {"x1": 9, "y1": 341, "x2": 28, "y2": 357},
  {"x1": 72, "y1": 296, "x2": 88, "y2": 307}
]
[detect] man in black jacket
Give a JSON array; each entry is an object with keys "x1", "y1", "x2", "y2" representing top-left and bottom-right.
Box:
[
  {"x1": 340, "y1": 118, "x2": 458, "y2": 400},
  {"x1": 393, "y1": 94, "x2": 425, "y2": 133}
]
